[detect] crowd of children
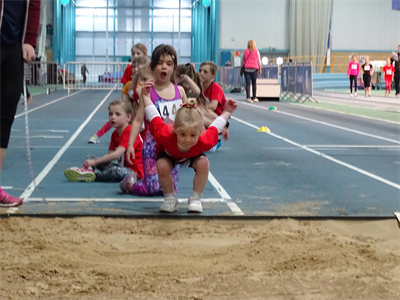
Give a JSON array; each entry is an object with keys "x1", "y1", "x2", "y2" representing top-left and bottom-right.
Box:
[
  {"x1": 347, "y1": 50, "x2": 398, "y2": 98},
  {"x1": 64, "y1": 43, "x2": 235, "y2": 213}
]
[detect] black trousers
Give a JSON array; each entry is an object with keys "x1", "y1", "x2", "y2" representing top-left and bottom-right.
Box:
[
  {"x1": 1, "y1": 42, "x2": 23, "y2": 149},
  {"x1": 244, "y1": 70, "x2": 258, "y2": 99},
  {"x1": 395, "y1": 71, "x2": 399, "y2": 96},
  {"x1": 349, "y1": 75, "x2": 358, "y2": 93}
]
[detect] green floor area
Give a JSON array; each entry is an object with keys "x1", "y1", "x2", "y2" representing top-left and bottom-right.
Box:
[
  {"x1": 324, "y1": 88, "x2": 397, "y2": 97},
  {"x1": 292, "y1": 101, "x2": 400, "y2": 123},
  {"x1": 21, "y1": 85, "x2": 61, "y2": 98}
]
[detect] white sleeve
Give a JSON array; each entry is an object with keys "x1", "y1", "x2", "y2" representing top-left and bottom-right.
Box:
[
  {"x1": 209, "y1": 116, "x2": 227, "y2": 133},
  {"x1": 144, "y1": 105, "x2": 160, "y2": 122}
]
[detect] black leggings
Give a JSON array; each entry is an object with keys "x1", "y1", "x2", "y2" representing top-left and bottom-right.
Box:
[
  {"x1": 1, "y1": 43, "x2": 24, "y2": 149},
  {"x1": 244, "y1": 70, "x2": 258, "y2": 99},
  {"x1": 349, "y1": 75, "x2": 357, "y2": 93}
]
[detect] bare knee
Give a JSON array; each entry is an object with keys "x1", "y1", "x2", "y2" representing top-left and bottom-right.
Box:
[
  {"x1": 157, "y1": 158, "x2": 173, "y2": 177},
  {"x1": 193, "y1": 156, "x2": 209, "y2": 174}
]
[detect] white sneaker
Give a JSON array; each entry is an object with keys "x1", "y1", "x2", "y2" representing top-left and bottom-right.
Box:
[
  {"x1": 88, "y1": 134, "x2": 100, "y2": 144},
  {"x1": 187, "y1": 198, "x2": 202, "y2": 213},
  {"x1": 385, "y1": 92, "x2": 388, "y2": 97},
  {"x1": 350, "y1": 93, "x2": 354, "y2": 97},
  {"x1": 354, "y1": 92, "x2": 358, "y2": 97},
  {"x1": 159, "y1": 196, "x2": 178, "y2": 213}
]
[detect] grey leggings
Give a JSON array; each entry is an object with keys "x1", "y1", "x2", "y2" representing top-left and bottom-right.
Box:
[{"x1": 87, "y1": 155, "x2": 134, "y2": 182}]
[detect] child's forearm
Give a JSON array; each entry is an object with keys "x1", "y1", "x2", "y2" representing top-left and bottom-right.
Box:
[
  {"x1": 93, "y1": 151, "x2": 121, "y2": 166},
  {"x1": 128, "y1": 107, "x2": 144, "y2": 147},
  {"x1": 184, "y1": 77, "x2": 200, "y2": 98},
  {"x1": 144, "y1": 105, "x2": 160, "y2": 121}
]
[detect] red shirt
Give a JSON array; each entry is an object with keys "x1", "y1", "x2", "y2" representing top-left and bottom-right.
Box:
[
  {"x1": 121, "y1": 64, "x2": 132, "y2": 85},
  {"x1": 383, "y1": 65, "x2": 395, "y2": 81},
  {"x1": 109, "y1": 125, "x2": 144, "y2": 178},
  {"x1": 203, "y1": 82, "x2": 226, "y2": 116},
  {"x1": 149, "y1": 117, "x2": 219, "y2": 161}
]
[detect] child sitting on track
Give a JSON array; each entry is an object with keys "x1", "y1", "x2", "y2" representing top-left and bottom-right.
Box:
[
  {"x1": 88, "y1": 56, "x2": 148, "y2": 144},
  {"x1": 141, "y1": 79, "x2": 237, "y2": 213},
  {"x1": 64, "y1": 100, "x2": 143, "y2": 183},
  {"x1": 199, "y1": 61, "x2": 228, "y2": 151}
]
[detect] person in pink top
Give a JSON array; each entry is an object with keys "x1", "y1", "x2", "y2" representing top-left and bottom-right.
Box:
[
  {"x1": 347, "y1": 55, "x2": 360, "y2": 97},
  {"x1": 382, "y1": 58, "x2": 395, "y2": 97},
  {"x1": 242, "y1": 40, "x2": 262, "y2": 103}
]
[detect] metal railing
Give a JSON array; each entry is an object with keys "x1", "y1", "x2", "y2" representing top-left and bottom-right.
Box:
[
  {"x1": 24, "y1": 61, "x2": 62, "y2": 94},
  {"x1": 63, "y1": 62, "x2": 131, "y2": 91}
]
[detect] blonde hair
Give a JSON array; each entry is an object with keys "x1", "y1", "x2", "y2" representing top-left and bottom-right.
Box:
[
  {"x1": 200, "y1": 61, "x2": 218, "y2": 76},
  {"x1": 131, "y1": 43, "x2": 148, "y2": 57},
  {"x1": 108, "y1": 100, "x2": 133, "y2": 124},
  {"x1": 131, "y1": 56, "x2": 148, "y2": 68},
  {"x1": 174, "y1": 98, "x2": 204, "y2": 134},
  {"x1": 247, "y1": 40, "x2": 257, "y2": 51}
]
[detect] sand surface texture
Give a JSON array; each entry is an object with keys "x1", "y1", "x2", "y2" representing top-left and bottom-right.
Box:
[{"x1": 1, "y1": 218, "x2": 400, "y2": 300}]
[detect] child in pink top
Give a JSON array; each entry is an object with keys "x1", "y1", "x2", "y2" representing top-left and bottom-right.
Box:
[
  {"x1": 382, "y1": 58, "x2": 395, "y2": 97},
  {"x1": 347, "y1": 55, "x2": 360, "y2": 97}
]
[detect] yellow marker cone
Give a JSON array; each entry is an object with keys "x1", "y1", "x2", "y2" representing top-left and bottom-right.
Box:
[{"x1": 258, "y1": 126, "x2": 270, "y2": 133}]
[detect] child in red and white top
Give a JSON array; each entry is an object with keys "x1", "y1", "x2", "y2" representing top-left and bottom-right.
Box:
[
  {"x1": 200, "y1": 61, "x2": 228, "y2": 152},
  {"x1": 382, "y1": 58, "x2": 395, "y2": 97},
  {"x1": 64, "y1": 100, "x2": 143, "y2": 185},
  {"x1": 88, "y1": 56, "x2": 148, "y2": 144},
  {"x1": 347, "y1": 54, "x2": 360, "y2": 97},
  {"x1": 141, "y1": 80, "x2": 237, "y2": 213}
]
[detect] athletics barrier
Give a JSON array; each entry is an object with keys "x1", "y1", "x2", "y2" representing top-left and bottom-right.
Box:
[{"x1": 280, "y1": 62, "x2": 317, "y2": 103}]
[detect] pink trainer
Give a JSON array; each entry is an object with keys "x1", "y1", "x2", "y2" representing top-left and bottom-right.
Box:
[{"x1": 0, "y1": 187, "x2": 23, "y2": 207}]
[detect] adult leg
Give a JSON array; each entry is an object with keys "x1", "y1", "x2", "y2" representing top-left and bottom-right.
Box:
[
  {"x1": 251, "y1": 70, "x2": 258, "y2": 101},
  {"x1": 244, "y1": 71, "x2": 252, "y2": 102},
  {"x1": 395, "y1": 72, "x2": 399, "y2": 96},
  {"x1": 0, "y1": 43, "x2": 24, "y2": 206}
]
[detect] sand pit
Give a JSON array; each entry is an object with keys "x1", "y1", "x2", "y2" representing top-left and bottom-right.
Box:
[{"x1": 1, "y1": 217, "x2": 399, "y2": 300}]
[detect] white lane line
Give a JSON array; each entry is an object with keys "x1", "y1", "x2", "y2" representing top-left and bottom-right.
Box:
[
  {"x1": 11, "y1": 129, "x2": 70, "y2": 133},
  {"x1": 288, "y1": 103, "x2": 400, "y2": 125},
  {"x1": 15, "y1": 90, "x2": 85, "y2": 118},
  {"x1": 16, "y1": 89, "x2": 115, "y2": 207},
  {"x1": 12, "y1": 135, "x2": 63, "y2": 139},
  {"x1": 306, "y1": 145, "x2": 400, "y2": 148},
  {"x1": 231, "y1": 116, "x2": 400, "y2": 190},
  {"x1": 2, "y1": 186, "x2": 13, "y2": 190},
  {"x1": 208, "y1": 172, "x2": 244, "y2": 215},
  {"x1": 238, "y1": 101, "x2": 400, "y2": 142},
  {"x1": 8, "y1": 146, "x2": 110, "y2": 149},
  {"x1": 24, "y1": 197, "x2": 226, "y2": 203}
]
